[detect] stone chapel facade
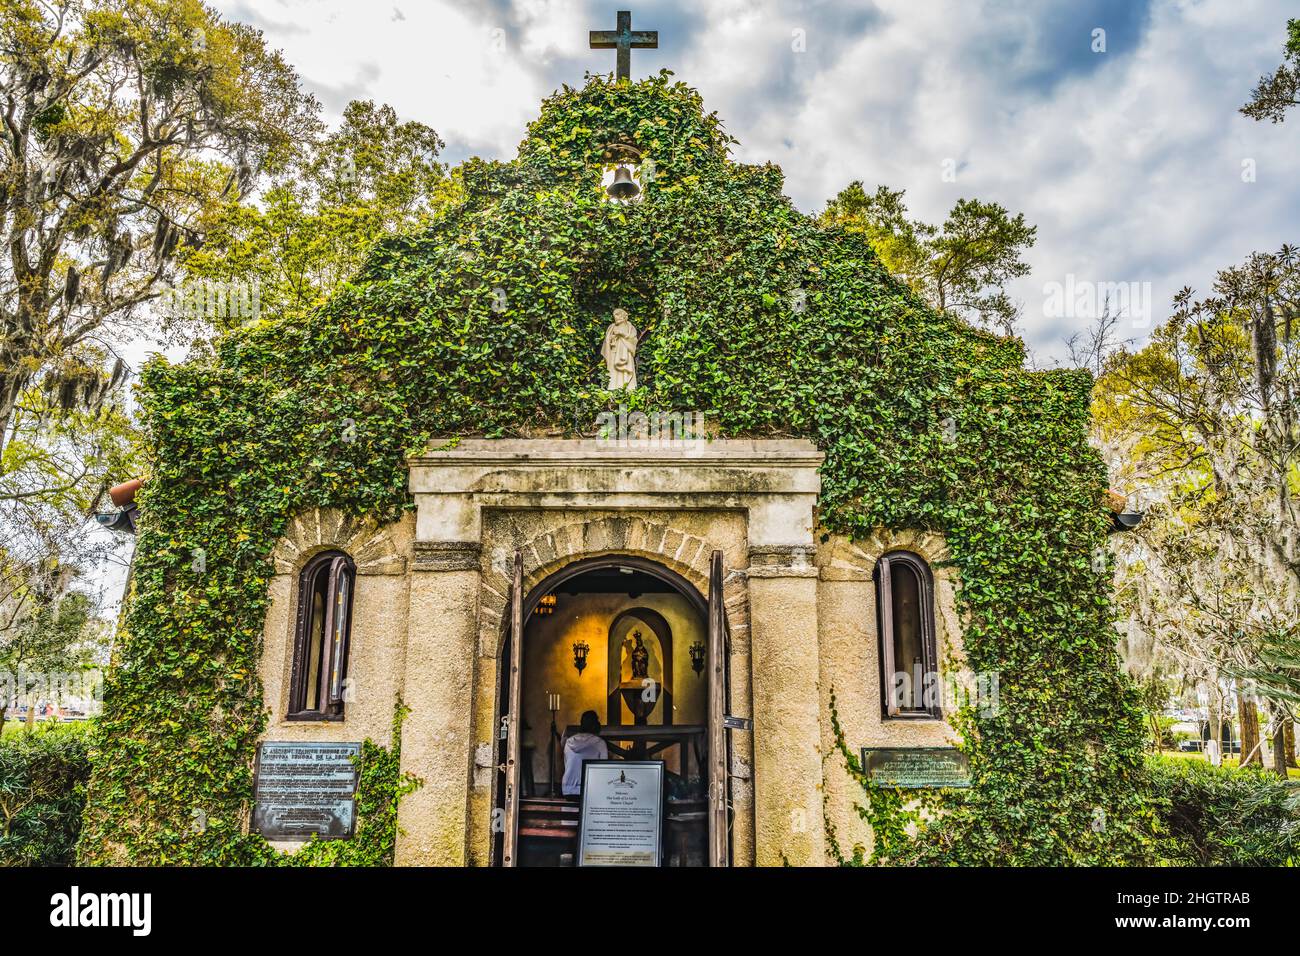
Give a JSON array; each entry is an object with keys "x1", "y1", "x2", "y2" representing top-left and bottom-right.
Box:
[
  {"x1": 74, "y1": 27, "x2": 1143, "y2": 868},
  {"x1": 258, "y1": 438, "x2": 965, "y2": 866}
]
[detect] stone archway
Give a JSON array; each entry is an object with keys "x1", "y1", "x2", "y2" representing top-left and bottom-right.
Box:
[
  {"x1": 475, "y1": 514, "x2": 750, "y2": 663},
  {"x1": 271, "y1": 507, "x2": 409, "y2": 577},
  {"x1": 473, "y1": 514, "x2": 749, "y2": 868},
  {"x1": 489, "y1": 547, "x2": 717, "y2": 867},
  {"x1": 400, "y1": 437, "x2": 824, "y2": 867},
  {"x1": 261, "y1": 508, "x2": 412, "y2": 742}
]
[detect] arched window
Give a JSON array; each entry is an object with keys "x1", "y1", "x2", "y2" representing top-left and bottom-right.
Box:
[
  {"x1": 288, "y1": 551, "x2": 355, "y2": 720},
  {"x1": 875, "y1": 551, "x2": 940, "y2": 718}
]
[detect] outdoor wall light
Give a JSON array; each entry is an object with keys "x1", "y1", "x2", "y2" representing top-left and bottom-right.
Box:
[{"x1": 1106, "y1": 488, "x2": 1145, "y2": 532}]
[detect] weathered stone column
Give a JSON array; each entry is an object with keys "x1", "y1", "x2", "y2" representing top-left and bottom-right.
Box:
[
  {"x1": 747, "y1": 498, "x2": 824, "y2": 866},
  {"x1": 394, "y1": 538, "x2": 481, "y2": 866}
]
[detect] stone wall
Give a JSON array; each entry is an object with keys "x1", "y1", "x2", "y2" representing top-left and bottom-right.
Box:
[
  {"x1": 258, "y1": 508, "x2": 414, "y2": 852},
  {"x1": 260, "y1": 508, "x2": 413, "y2": 745},
  {"x1": 255, "y1": 442, "x2": 968, "y2": 866}
]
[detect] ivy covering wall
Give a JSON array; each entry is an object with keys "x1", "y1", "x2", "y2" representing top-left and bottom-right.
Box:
[{"x1": 78, "y1": 72, "x2": 1152, "y2": 865}]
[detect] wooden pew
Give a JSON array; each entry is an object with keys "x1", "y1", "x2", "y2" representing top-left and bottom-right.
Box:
[{"x1": 517, "y1": 796, "x2": 580, "y2": 842}]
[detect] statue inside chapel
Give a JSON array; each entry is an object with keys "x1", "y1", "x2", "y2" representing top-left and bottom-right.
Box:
[
  {"x1": 629, "y1": 630, "x2": 650, "y2": 679},
  {"x1": 601, "y1": 307, "x2": 638, "y2": 390}
]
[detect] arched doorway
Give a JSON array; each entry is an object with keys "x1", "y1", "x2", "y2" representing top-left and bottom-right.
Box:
[{"x1": 492, "y1": 553, "x2": 731, "y2": 867}]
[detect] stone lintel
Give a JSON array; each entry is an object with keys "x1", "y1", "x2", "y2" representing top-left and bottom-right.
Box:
[
  {"x1": 408, "y1": 439, "x2": 823, "y2": 497},
  {"x1": 408, "y1": 439, "x2": 824, "y2": 550},
  {"x1": 412, "y1": 540, "x2": 483, "y2": 571},
  {"x1": 410, "y1": 437, "x2": 823, "y2": 465},
  {"x1": 747, "y1": 544, "x2": 819, "y2": 578}
]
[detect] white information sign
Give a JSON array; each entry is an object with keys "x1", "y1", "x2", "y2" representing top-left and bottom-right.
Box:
[{"x1": 577, "y1": 760, "x2": 664, "y2": 867}]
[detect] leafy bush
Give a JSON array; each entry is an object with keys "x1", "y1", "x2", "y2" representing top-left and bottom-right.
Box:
[
  {"x1": 0, "y1": 723, "x2": 91, "y2": 865},
  {"x1": 1149, "y1": 755, "x2": 1300, "y2": 866}
]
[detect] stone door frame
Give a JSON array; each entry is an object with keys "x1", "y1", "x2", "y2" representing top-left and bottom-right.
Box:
[{"x1": 398, "y1": 438, "x2": 825, "y2": 867}]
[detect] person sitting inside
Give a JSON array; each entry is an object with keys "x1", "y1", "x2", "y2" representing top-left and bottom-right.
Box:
[{"x1": 562, "y1": 710, "x2": 609, "y2": 796}]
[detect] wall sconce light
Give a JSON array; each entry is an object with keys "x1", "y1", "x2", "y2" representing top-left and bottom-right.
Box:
[
  {"x1": 572, "y1": 640, "x2": 590, "y2": 675},
  {"x1": 1106, "y1": 487, "x2": 1145, "y2": 532},
  {"x1": 690, "y1": 641, "x2": 706, "y2": 676},
  {"x1": 533, "y1": 593, "x2": 557, "y2": 616}
]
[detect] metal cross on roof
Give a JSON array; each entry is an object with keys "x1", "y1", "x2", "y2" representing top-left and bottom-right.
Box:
[{"x1": 589, "y1": 10, "x2": 658, "y2": 81}]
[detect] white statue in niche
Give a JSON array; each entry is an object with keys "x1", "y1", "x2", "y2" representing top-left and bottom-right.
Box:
[{"x1": 601, "y1": 307, "x2": 638, "y2": 390}]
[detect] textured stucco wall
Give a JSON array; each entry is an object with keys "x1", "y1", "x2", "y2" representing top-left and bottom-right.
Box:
[
  {"x1": 257, "y1": 509, "x2": 414, "y2": 853},
  {"x1": 394, "y1": 565, "x2": 481, "y2": 865},
  {"x1": 259, "y1": 509, "x2": 413, "y2": 745},
  {"x1": 816, "y1": 530, "x2": 964, "y2": 862},
  {"x1": 748, "y1": 565, "x2": 824, "y2": 865}
]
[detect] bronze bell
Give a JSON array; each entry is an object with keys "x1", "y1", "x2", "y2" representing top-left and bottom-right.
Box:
[{"x1": 606, "y1": 164, "x2": 640, "y2": 200}]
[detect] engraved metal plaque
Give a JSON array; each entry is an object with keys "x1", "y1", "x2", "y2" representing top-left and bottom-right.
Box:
[
  {"x1": 860, "y1": 747, "x2": 971, "y2": 789},
  {"x1": 253, "y1": 741, "x2": 361, "y2": 840}
]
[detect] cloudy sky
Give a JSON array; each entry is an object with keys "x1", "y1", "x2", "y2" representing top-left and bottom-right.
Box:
[{"x1": 211, "y1": 0, "x2": 1299, "y2": 361}]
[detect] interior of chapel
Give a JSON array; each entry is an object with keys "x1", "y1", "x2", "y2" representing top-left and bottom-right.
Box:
[{"x1": 498, "y1": 561, "x2": 712, "y2": 866}]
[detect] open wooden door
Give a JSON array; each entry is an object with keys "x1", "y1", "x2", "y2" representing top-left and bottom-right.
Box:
[
  {"x1": 501, "y1": 550, "x2": 525, "y2": 866},
  {"x1": 877, "y1": 557, "x2": 899, "y2": 717},
  {"x1": 707, "y1": 550, "x2": 731, "y2": 867}
]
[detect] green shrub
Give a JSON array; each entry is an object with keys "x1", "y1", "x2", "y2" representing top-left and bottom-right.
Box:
[
  {"x1": 0, "y1": 723, "x2": 92, "y2": 866},
  {"x1": 1148, "y1": 754, "x2": 1300, "y2": 866}
]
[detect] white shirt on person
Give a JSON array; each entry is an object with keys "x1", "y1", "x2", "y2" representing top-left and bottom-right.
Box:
[{"x1": 562, "y1": 732, "x2": 609, "y2": 795}]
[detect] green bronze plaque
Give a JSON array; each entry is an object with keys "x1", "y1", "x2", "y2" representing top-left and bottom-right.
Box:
[{"x1": 861, "y1": 747, "x2": 971, "y2": 789}]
